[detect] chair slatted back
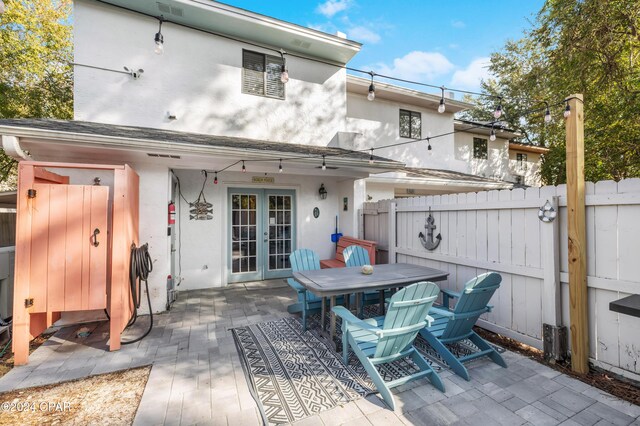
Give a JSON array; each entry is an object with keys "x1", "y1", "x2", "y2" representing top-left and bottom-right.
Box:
[
  {"x1": 374, "y1": 282, "x2": 439, "y2": 359},
  {"x1": 343, "y1": 245, "x2": 371, "y2": 267},
  {"x1": 441, "y1": 272, "x2": 501, "y2": 340},
  {"x1": 289, "y1": 249, "x2": 321, "y2": 302}
]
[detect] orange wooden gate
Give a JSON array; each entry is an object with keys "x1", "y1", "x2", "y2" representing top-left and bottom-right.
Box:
[{"x1": 29, "y1": 184, "x2": 108, "y2": 313}]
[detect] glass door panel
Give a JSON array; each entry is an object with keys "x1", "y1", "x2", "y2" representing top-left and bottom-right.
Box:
[
  {"x1": 264, "y1": 190, "x2": 295, "y2": 279},
  {"x1": 229, "y1": 191, "x2": 262, "y2": 282}
]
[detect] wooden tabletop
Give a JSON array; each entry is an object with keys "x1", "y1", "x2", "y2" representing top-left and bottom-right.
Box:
[{"x1": 293, "y1": 263, "x2": 449, "y2": 297}]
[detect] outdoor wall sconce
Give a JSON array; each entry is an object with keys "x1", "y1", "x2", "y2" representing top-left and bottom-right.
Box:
[
  {"x1": 318, "y1": 183, "x2": 327, "y2": 200},
  {"x1": 538, "y1": 200, "x2": 557, "y2": 222}
]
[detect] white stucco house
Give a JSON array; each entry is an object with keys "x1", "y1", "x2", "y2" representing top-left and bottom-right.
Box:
[{"x1": 0, "y1": 0, "x2": 543, "y2": 314}]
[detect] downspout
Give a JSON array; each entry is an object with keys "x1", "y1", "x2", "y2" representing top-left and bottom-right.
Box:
[{"x1": 2, "y1": 135, "x2": 32, "y2": 161}]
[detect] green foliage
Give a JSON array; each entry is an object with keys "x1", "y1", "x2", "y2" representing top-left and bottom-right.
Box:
[
  {"x1": 463, "y1": 0, "x2": 640, "y2": 185},
  {"x1": 0, "y1": 0, "x2": 73, "y2": 188}
]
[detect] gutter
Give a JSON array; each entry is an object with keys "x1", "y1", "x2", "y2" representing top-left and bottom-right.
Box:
[{"x1": 366, "y1": 175, "x2": 513, "y2": 189}]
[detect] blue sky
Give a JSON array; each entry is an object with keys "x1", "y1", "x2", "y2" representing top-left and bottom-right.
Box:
[{"x1": 226, "y1": 0, "x2": 544, "y2": 95}]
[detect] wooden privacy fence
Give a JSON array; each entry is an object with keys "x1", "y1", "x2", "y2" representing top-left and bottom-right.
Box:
[{"x1": 360, "y1": 178, "x2": 640, "y2": 379}]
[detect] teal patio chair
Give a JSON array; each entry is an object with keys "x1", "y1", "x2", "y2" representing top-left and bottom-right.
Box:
[
  {"x1": 419, "y1": 272, "x2": 507, "y2": 381},
  {"x1": 333, "y1": 281, "x2": 445, "y2": 410},
  {"x1": 286, "y1": 249, "x2": 323, "y2": 331},
  {"x1": 343, "y1": 245, "x2": 385, "y2": 315}
]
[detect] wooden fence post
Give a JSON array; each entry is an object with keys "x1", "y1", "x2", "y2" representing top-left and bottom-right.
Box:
[{"x1": 565, "y1": 93, "x2": 588, "y2": 374}]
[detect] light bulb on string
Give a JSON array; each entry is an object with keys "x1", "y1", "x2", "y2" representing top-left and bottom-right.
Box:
[
  {"x1": 154, "y1": 18, "x2": 164, "y2": 55},
  {"x1": 367, "y1": 71, "x2": 375, "y2": 101},
  {"x1": 427, "y1": 137, "x2": 432, "y2": 151},
  {"x1": 564, "y1": 102, "x2": 571, "y2": 118},
  {"x1": 438, "y1": 87, "x2": 446, "y2": 113},
  {"x1": 214, "y1": 172, "x2": 218, "y2": 185},
  {"x1": 278, "y1": 159, "x2": 283, "y2": 173},
  {"x1": 279, "y1": 49, "x2": 289, "y2": 84},
  {"x1": 494, "y1": 101, "x2": 503, "y2": 119},
  {"x1": 369, "y1": 149, "x2": 374, "y2": 164},
  {"x1": 321, "y1": 155, "x2": 326, "y2": 171},
  {"x1": 241, "y1": 161, "x2": 246, "y2": 173},
  {"x1": 544, "y1": 107, "x2": 552, "y2": 123},
  {"x1": 490, "y1": 126, "x2": 496, "y2": 141}
]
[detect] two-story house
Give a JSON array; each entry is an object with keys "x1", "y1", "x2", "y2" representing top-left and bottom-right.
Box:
[{"x1": 0, "y1": 0, "x2": 540, "y2": 315}]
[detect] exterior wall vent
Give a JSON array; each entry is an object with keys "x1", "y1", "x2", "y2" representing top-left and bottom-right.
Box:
[{"x1": 147, "y1": 153, "x2": 181, "y2": 159}]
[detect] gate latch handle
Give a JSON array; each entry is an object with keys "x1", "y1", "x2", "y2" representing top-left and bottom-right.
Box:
[{"x1": 92, "y1": 228, "x2": 100, "y2": 247}]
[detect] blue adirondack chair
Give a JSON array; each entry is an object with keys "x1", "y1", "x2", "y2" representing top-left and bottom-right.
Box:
[
  {"x1": 419, "y1": 272, "x2": 507, "y2": 381},
  {"x1": 333, "y1": 281, "x2": 445, "y2": 410},
  {"x1": 286, "y1": 249, "x2": 323, "y2": 331},
  {"x1": 343, "y1": 245, "x2": 385, "y2": 315}
]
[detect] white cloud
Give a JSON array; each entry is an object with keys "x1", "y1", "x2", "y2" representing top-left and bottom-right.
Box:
[
  {"x1": 373, "y1": 51, "x2": 455, "y2": 81},
  {"x1": 451, "y1": 20, "x2": 465, "y2": 28},
  {"x1": 347, "y1": 26, "x2": 380, "y2": 43},
  {"x1": 316, "y1": 0, "x2": 350, "y2": 18},
  {"x1": 450, "y1": 57, "x2": 491, "y2": 91}
]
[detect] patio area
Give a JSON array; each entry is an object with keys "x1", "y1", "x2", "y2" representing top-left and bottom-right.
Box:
[{"x1": 0, "y1": 280, "x2": 638, "y2": 426}]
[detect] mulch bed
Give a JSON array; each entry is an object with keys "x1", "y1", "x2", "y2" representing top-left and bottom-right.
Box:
[
  {"x1": 0, "y1": 333, "x2": 55, "y2": 379},
  {"x1": 475, "y1": 326, "x2": 640, "y2": 406}
]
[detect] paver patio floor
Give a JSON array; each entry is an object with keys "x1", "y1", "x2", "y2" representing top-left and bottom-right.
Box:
[{"x1": 0, "y1": 280, "x2": 638, "y2": 425}]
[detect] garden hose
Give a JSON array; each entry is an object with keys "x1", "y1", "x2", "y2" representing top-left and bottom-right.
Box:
[{"x1": 122, "y1": 243, "x2": 154, "y2": 345}]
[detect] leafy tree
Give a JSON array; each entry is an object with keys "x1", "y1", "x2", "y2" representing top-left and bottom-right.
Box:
[
  {"x1": 0, "y1": 0, "x2": 73, "y2": 189},
  {"x1": 462, "y1": 0, "x2": 640, "y2": 185}
]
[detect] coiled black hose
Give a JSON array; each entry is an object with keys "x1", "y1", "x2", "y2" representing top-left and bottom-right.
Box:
[{"x1": 122, "y1": 243, "x2": 153, "y2": 345}]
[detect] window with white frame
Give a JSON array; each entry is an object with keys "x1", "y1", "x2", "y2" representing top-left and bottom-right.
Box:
[
  {"x1": 399, "y1": 109, "x2": 421, "y2": 138},
  {"x1": 242, "y1": 50, "x2": 285, "y2": 99},
  {"x1": 473, "y1": 137, "x2": 488, "y2": 159},
  {"x1": 516, "y1": 153, "x2": 528, "y2": 166}
]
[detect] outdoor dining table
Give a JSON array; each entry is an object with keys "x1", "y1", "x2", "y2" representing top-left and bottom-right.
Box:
[{"x1": 292, "y1": 262, "x2": 449, "y2": 344}]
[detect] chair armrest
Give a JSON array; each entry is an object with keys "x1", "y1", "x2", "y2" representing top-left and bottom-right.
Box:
[
  {"x1": 287, "y1": 278, "x2": 306, "y2": 294},
  {"x1": 425, "y1": 315, "x2": 434, "y2": 327},
  {"x1": 441, "y1": 288, "x2": 462, "y2": 299},
  {"x1": 429, "y1": 306, "x2": 455, "y2": 318},
  {"x1": 486, "y1": 304, "x2": 494, "y2": 313},
  {"x1": 332, "y1": 306, "x2": 382, "y2": 336}
]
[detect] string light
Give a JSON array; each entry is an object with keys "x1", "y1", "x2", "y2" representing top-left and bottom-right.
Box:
[
  {"x1": 564, "y1": 102, "x2": 571, "y2": 118},
  {"x1": 369, "y1": 149, "x2": 374, "y2": 164},
  {"x1": 544, "y1": 102, "x2": 552, "y2": 123},
  {"x1": 322, "y1": 155, "x2": 326, "y2": 170},
  {"x1": 490, "y1": 126, "x2": 496, "y2": 141},
  {"x1": 427, "y1": 137, "x2": 432, "y2": 151},
  {"x1": 241, "y1": 160, "x2": 246, "y2": 172},
  {"x1": 279, "y1": 49, "x2": 289, "y2": 84},
  {"x1": 214, "y1": 171, "x2": 218, "y2": 184},
  {"x1": 278, "y1": 159, "x2": 283, "y2": 173},
  {"x1": 438, "y1": 87, "x2": 446, "y2": 113},
  {"x1": 367, "y1": 71, "x2": 375, "y2": 101},
  {"x1": 154, "y1": 17, "x2": 164, "y2": 55},
  {"x1": 494, "y1": 100, "x2": 503, "y2": 119}
]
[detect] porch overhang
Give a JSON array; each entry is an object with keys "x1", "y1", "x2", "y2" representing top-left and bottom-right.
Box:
[{"x1": 0, "y1": 119, "x2": 404, "y2": 178}]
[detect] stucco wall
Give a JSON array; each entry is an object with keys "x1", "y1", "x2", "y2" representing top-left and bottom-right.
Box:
[
  {"x1": 508, "y1": 150, "x2": 542, "y2": 186},
  {"x1": 453, "y1": 132, "x2": 510, "y2": 180},
  {"x1": 73, "y1": 0, "x2": 346, "y2": 146},
  {"x1": 345, "y1": 93, "x2": 459, "y2": 171}
]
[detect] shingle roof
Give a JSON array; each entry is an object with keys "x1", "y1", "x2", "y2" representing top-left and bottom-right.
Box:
[
  {"x1": 400, "y1": 167, "x2": 514, "y2": 186},
  {"x1": 0, "y1": 119, "x2": 401, "y2": 164}
]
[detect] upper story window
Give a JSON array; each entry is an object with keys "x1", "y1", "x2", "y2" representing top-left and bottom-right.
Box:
[
  {"x1": 242, "y1": 50, "x2": 285, "y2": 100},
  {"x1": 473, "y1": 137, "x2": 488, "y2": 159},
  {"x1": 399, "y1": 109, "x2": 421, "y2": 138},
  {"x1": 516, "y1": 153, "x2": 528, "y2": 165}
]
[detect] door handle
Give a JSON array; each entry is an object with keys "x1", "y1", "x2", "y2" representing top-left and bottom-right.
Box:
[{"x1": 92, "y1": 228, "x2": 100, "y2": 247}]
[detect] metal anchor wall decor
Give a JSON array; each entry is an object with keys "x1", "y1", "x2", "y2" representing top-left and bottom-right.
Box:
[{"x1": 418, "y1": 208, "x2": 442, "y2": 250}]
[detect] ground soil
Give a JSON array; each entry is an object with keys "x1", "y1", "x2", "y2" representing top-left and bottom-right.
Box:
[
  {"x1": 476, "y1": 326, "x2": 640, "y2": 406},
  {"x1": 0, "y1": 366, "x2": 150, "y2": 426}
]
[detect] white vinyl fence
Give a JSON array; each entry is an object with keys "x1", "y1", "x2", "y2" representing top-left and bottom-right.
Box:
[{"x1": 360, "y1": 179, "x2": 640, "y2": 379}]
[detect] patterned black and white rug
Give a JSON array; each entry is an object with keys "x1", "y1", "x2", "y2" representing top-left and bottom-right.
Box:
[{"x1": 232, "y1": 317, "x2": 374, "y2": 425}]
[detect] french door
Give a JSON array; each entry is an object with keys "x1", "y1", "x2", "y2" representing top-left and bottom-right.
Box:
[{"x1": 228, "y1": 188, "x2": 296, "y2": 283}]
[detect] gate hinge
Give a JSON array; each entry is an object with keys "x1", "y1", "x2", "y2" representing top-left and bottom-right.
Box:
[
  {"x1": 24, "y1": 298, "x2": 34, "y2": 308},
  {"x1": 27, "y1": 189, "x2": 37, "y2": 199}
]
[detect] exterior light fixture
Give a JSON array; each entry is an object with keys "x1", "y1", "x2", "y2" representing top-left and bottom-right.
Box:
[
  {"x1": 367, "y1": 71, "x2": 375, "y2": 101},
  {"x1": 241, "y1": 160, "x2": 246, "y2": 172},
  {"x1": 494, "y1": 101, "x2": 503, "y2": 119},
  {"x1": 438, "y1": 87, "x2": 446, "y2": 113},
  {"x1": 278, "y1": 159, "x2": 283, "y2": 173},
  {"x1": 279, "y1": 49, "x2": 289, "y2": 83},
  {"x1": 369, "y1": 148, "x2": 374, "y2": 164},
  {"x1": 564, "y1": 102, "x2": 571, "y2": 119},
  {"x1": 318, "y1": 183, "x2": 328, "y2": 200},
  {"x1": 154, "y1": 17, "x2": 164, "y2": 55},
  {"x1": 214, "y1": 172, "x2": 218, "y2": 184},
  {"x1": 321, "y1": 155, "x2": 326, "y2": 171}
]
